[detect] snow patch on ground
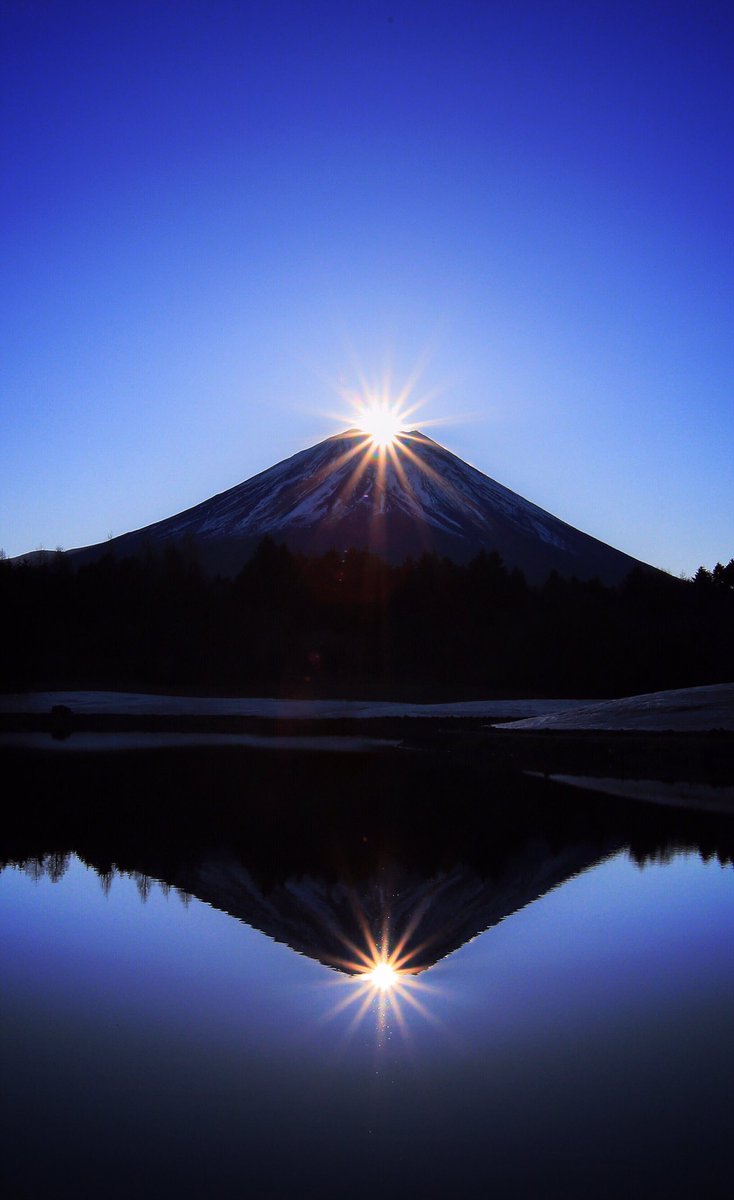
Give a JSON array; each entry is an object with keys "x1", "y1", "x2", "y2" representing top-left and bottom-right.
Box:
[
  {"x1": 499, "y1": 683, "x2": 734, "y2": 732},
  {"x1": 543, "y1": 774, "x2": 734, "y2": 813},
  {"x1": 0, "y1": 692, "x2": 589, "y2": 720},
  {"x1": 0, "y1": 732, "x2": 402, "y2": 753}
]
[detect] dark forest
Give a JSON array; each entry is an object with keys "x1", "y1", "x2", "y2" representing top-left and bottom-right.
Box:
[{"x1": 2, "y1": 540, "x2": 732, "y2": 698}]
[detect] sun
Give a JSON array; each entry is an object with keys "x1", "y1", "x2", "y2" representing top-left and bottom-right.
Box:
[{"x1": 354, "y1": 401, "x2": 405, "y2": 448}]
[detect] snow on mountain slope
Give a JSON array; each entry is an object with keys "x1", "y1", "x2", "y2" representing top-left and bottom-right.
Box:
[
  {"x1": 63, "y1": 429, "x2": 653, "y2": 583},
  {"x1": 142, "y1": 430, "x2": 573, "y2": 544}
]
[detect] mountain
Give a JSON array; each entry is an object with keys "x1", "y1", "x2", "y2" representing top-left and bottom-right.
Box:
[{"x1": 62, "y1": 429, "x2": 652, "y2": 583}]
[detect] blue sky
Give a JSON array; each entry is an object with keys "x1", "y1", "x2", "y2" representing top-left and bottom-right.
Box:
[{"x1": 2, "y1": 0, "x2": 733, "y2": 574}]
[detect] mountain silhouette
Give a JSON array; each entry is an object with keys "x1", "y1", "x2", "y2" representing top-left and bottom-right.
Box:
[{"x1": 55, "y1": 429, "x2": 652, "y2": 583}]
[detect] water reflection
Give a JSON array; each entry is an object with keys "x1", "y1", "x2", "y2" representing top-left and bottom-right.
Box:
[
  {"x1": 3, "y1": 740, "x2": 734, "y2": 990},
  {"x1": 4, "y1": 743, "x2": 734, "y2": 1199}
]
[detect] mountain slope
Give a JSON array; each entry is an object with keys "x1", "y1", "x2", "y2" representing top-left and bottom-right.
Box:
[{"x1": 66, "y1": 429, "x2": 652, "y2": 583}]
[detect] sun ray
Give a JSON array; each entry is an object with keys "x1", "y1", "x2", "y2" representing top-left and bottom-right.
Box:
[
  {"x1": 385, "y1": 440, "x2": 411, "y2": 494},
  {"x1": 330, "y1": 935, "x2": 381, "y2": 973},
  {"x1": 344, "y1": 987, "x2": 381, "y2": 1038},
  {"x1": 353, "y1": 903, "x2": 383, "y2": 966},
  {"x1": 334, "y1": 445, "x2": 375, "y2": 510},
  {"x1": 391, "y1": 983, "x2": 442, "y2": 1026},
  {"x1": 385, "y1": 992, "x2": 412, "y2": 1042},
  {"x1": 393, "y1": 438, "x2": 464, "y2": 505},
  {"x1": 323, "y1": 431, "x2": 372, "y2": 463},
  {"x1": 279, "y1": 435, "x2": 374, "y2": 521},
  {"x1": 318, "y1": 981, "x2": 372, "y2": 1023},
  {"x1": 385, "y1": 894, "x2": 433, "y2": 962}
]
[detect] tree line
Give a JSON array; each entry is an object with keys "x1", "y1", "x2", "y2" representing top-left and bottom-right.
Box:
[{"x1": 1, "y1": 540, "x2": 732, "y2": 697}]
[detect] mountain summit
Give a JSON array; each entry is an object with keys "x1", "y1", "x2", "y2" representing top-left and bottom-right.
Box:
[{"x1": 67, "y1": 429, "x2": 650, "y2": 583}]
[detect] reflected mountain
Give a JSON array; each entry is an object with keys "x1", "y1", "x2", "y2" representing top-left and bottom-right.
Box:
[
  {"x1": 3, "y1": 742, "x2": 734, "y2": 975},
  {"x1": 122, "y1": 836, "x2": 628, "y2": 975}
]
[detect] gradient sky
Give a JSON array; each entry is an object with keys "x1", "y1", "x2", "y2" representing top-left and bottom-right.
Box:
[{"x1": 2, "y1": 0, "x2": 733, "y2": 575}]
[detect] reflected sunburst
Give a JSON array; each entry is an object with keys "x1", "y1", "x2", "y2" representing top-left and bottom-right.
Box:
[
  {"x1": 316, "y1": 894, "x2": 447, "y2": 1043},
  {"x1": 323, "y1": 945, "x2": 439, "y2": 1043}
]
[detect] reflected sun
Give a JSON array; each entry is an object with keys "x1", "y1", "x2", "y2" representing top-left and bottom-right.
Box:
[
  {"x1": 367, "y1": 960, "x2": 398, "y2": 991},
  {"x1": 322, "y1": 943, "x2": 439, "y2": 1041},
  {"x1": 317, "y1": 921, "x2": 446, "y2": 1043}
]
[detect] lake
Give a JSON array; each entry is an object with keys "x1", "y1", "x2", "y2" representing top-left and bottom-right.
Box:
[{"x1": 2, "y1": 740, "x2": 733, "y2": 1198}]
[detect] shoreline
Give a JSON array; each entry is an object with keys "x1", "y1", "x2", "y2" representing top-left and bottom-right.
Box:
[
  {"x1": 2, "y1": 715, "x2": 732, "y2": 808},
  {"x1": 1, "y1": 682, "x2": 731, "y2": 815}
]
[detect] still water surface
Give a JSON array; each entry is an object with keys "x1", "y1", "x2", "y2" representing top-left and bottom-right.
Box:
[{"x1": 1, "y1": 745, "x2": 734, "y2": 1198}]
